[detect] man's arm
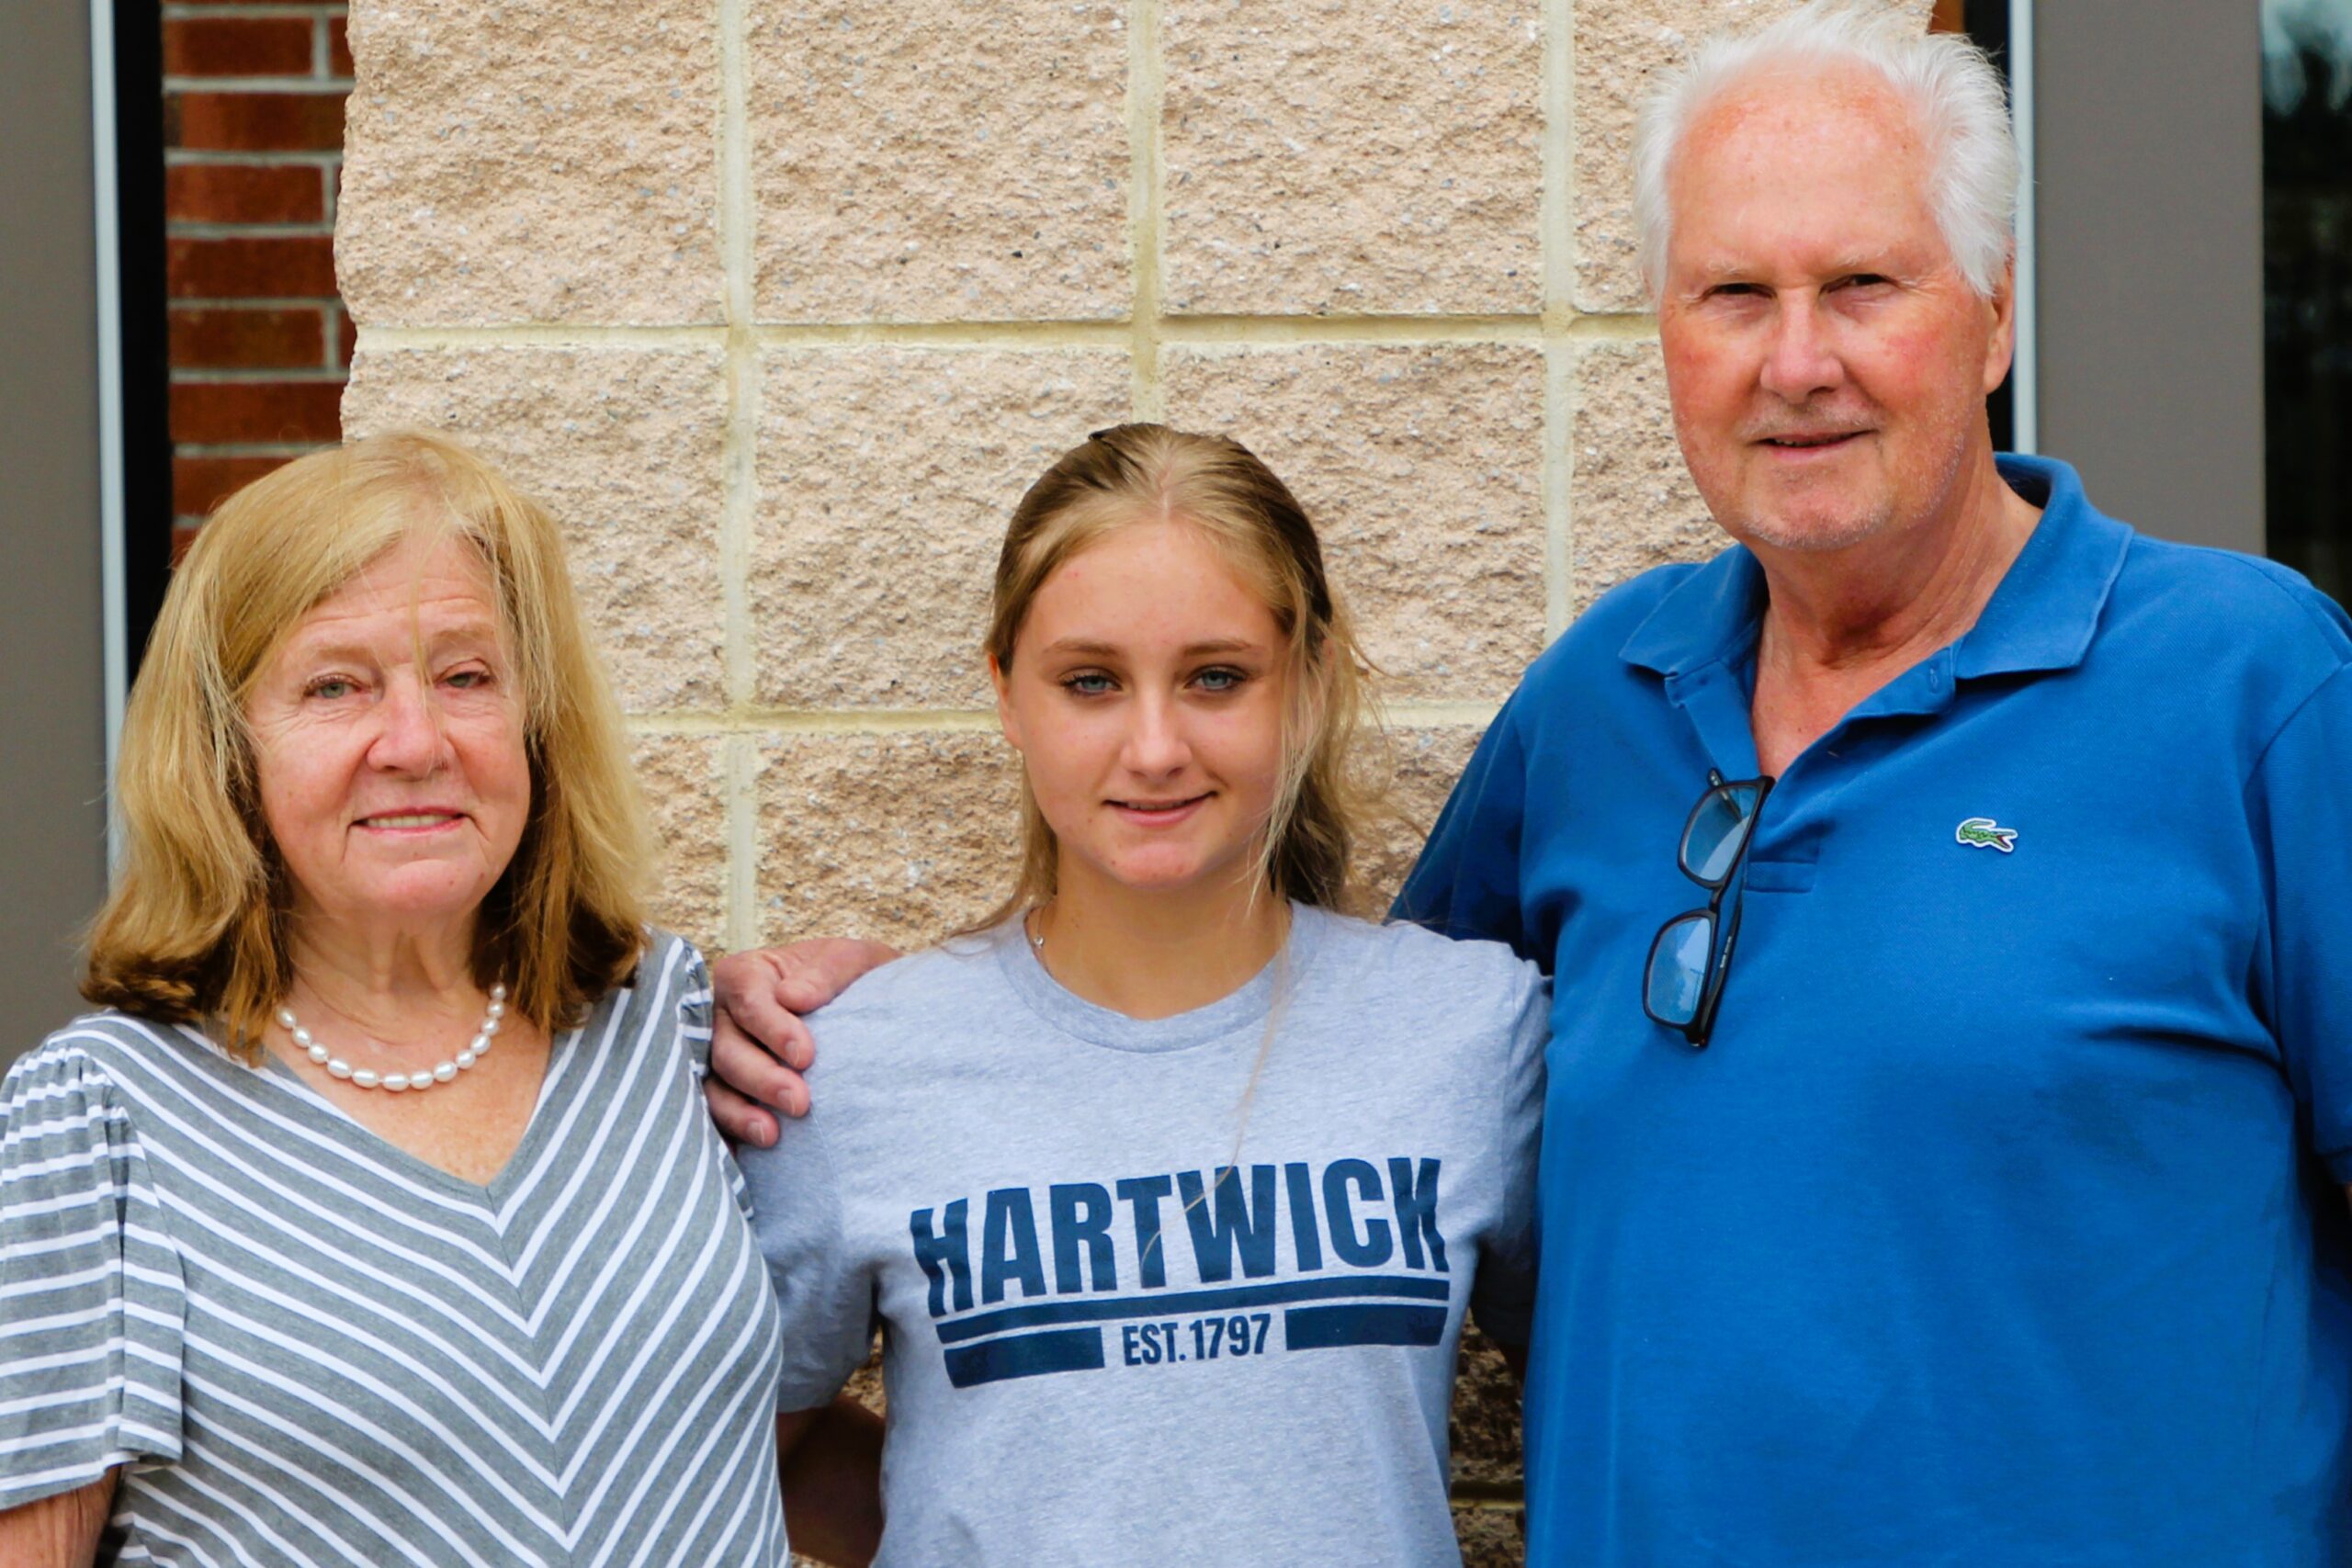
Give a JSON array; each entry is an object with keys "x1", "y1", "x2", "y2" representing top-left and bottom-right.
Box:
[
  {"x1": 0, "y1": 1472, "x2": 117, "y2": 1568},
  {"x1": 2246, "y1": 660, "x2": 2352, "y2": 1192},
  {"x1": 704, "y1": 939, "x2": 899, "y2": 1146},
  {"x1": 1392, "y1": 691, "x2": 1538, "y2": 962},
  {"x1": 775, "y1": 1398, "x2": 886, "y2": 1566}
]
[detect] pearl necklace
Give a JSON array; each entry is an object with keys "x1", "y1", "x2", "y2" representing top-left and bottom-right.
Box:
[{"x1": 276, "y1": 984, "x2": 507, "y2": 1094}]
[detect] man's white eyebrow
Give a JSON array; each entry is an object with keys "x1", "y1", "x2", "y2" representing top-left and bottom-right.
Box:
[
  {"x1": 1689, "y1": 258, "x2": 1760, "y2": 283},
  {"x1": 1685, "y1": 252, "x2": 1902, "y2": 286}
]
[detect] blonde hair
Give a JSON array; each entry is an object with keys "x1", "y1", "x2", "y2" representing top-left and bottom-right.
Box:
[
  {"x1": 978, "y1": 423, "x2": 1388, "y2": 928},
  {"x1": 85, "y1": 431, "x2": 651, "y2": 1060}
]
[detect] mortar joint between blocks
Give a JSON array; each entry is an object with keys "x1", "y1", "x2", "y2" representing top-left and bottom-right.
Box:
[
  {"x1": 355, "y1": 316, "x2": 1658, "y2": 355},
  {"x1": 625, "y1": 701, "x2": 1501, "y2": 738},
  {"x1": 717, "y1": 0, "x2": 760, "y2": 947},
  {"x1": 724, "y1": 734, "x2": 760, "y2": 953},
  {"x1": 1544, "y1": 343, "x2": 1577, "y2": 639},
  {"x1": 1127, "y1": 0, "x2": 1167, "y2": 422},
  {"x1": 1541, "y1": 0, "x2": 1578, "y2": 642}
]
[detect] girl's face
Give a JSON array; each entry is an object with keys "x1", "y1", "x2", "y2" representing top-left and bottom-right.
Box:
[{"x1": 993, "y1": 520, "x2": 1293, "y2": 906}]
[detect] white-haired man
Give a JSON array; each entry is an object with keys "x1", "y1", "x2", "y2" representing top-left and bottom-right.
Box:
[{"x1": 712, "y1": 6, "x2": 2352, "y2": 1560}]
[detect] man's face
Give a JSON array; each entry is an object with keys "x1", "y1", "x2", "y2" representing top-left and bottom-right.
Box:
[{"x1": 1657, "y1": 66, "x2": 2015, "y2": 556}]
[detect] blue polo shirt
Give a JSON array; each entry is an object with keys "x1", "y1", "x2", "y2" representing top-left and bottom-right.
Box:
[{"x1": 1399, "y1": 457, "x2": 2352, "y2": 1565}]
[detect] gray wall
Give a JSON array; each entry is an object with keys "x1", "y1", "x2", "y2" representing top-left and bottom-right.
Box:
[
  {"x1": 1, "y1": 6, "x2": 112, "y2": 1053},
  {"x1": 2033, "y1": 3, "x2": 2265, "y2": 551}
]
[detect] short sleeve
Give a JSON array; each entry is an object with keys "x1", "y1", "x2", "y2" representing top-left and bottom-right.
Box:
[
  {"x1": 734, "y1": 1106, "x2": 876, "y2": 1411},
  {"x1": 2247, "y1": 664, "x2": 2352, "y2": 1179},
  {"x1": 1394, "y1": 692, "x2": 1539, "y2": 965},
  {"x1": 0, "y1": 1040, "x2": 187, "y2": 1508},
  {"x1": 669, "y1": 937, "x2": 717, "y2": 1082},
  {"x1": 656, "y1": 934, "x2": 762, "y2": 1224},
  {"x1": 1469, "y1": 963, "x2": 1549, "y2": 1353}
]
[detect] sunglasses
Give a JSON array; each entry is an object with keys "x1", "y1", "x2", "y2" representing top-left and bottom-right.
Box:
[{"x1": 1642, "y1": 770, "x2": 1774, "y2": 1049}]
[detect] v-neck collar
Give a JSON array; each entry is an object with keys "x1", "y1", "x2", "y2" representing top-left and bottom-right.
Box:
[{"x1": 242, "y1": 1013, "x2": 587, "y2": 1209}]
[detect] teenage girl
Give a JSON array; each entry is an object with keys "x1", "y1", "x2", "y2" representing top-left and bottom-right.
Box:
[{"x1": 751, "y1": 424, "x2": 1545, "y2": 1566}]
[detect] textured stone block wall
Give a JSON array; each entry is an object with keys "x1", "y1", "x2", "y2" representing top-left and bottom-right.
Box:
[{"x1": 337, "y1": 1, "x2": 1927, "y2": 1557}]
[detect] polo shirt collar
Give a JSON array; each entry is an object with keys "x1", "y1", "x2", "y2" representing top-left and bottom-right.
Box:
[
  {"x1": 1951, "y1": 455, "x2": 2132, "y2": 680},
  {"x1": 1617, "y1": 454, "x2": 2132, "y2": 684}
]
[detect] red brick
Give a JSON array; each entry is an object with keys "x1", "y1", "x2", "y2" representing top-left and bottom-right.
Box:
[
  {"x1": 167, "y1": 234, "x2": 337, "y2": 299},
  {"x1": 171, "y1": 307, "x2": 328, "y2": 370},
  {"x1": 164, "y1": 17, "x2": 314, "y2": 77},
  {"x1": 165, "y1": 164, "x2": 323, "y2": 224},
  {"x1": 174, "y1": 454, "x2": 291, "y2": 516},
  {"x1": 172, "y1": 525, "x2": 204, "y2": 564},
  {"x1": 329, "y1": 17, "x2": 352, "y2": 79},
  {"x1": 168, "y1": 91, "x2": 346, "y2": 152},
  {"x1": 334, "y1": 308, "x2": 356, "y2": 369},
  {"x1": 171, "y1": 380, "x2": 345, "y2": 445}
]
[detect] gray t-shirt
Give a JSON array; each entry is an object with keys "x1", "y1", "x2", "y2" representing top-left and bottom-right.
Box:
[{"x1": 740, "y1": 904, "x2": 1548, "y2": 1568}]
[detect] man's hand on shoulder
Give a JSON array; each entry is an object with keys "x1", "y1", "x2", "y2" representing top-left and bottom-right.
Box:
[{"x1": 705, "y1": 938, "x2": 899, "y2": 1147}]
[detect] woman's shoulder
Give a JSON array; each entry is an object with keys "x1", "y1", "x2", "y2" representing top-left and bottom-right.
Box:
[
  {"x1": 616, "y1": 929, "x2": 721, "y2": 1079},
  {"x1": 630, "y1": 927, "x2": 710, "y2": 991},
  {"x1": 11, "y1": 1010, "x2": 215, "y2": 1098},
  {"x1": 803, "y1": 932, "x2": 1010, "y2": 1047},
  {"x1": 2, "y1": 1010, "x2": 212, "y2": 1156},
  {"x1": 1307, "y1": 908, "x2": 1540, "y2": 986},
  {"x1": 1301, "y1": 909, "x2": 1544, "y2": 1026}
]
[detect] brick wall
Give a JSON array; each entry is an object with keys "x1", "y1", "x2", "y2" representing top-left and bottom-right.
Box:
[{"x1": 164, "y1": 1, "x2": 351, "y2": 556}]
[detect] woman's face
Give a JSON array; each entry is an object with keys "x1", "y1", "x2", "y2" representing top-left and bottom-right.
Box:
[
  {"x1": 244, "y1": 531, "x2": 532, "y2": 942},
  {"x1": 994, "y1": 520, "x2": 1293, "y2": 903}
]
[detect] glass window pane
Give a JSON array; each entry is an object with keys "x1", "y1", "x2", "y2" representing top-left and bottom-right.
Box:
[{"x1": 2265, "y1": 1, "x2": 2352, "y2": 603}]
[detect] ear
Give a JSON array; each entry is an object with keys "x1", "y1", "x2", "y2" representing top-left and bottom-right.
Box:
[
  {"x1": 1980, "y1": 248, "x2": 2018, "y2": 398},
  {"x1": 989, "y1": 651, "x2": 1023, "y2": 752}
]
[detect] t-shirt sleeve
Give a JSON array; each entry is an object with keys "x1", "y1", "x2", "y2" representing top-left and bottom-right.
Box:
[
  {"x1": 0, "y1": 1040, "x2": 187, "y2": 1508},
  {"x1": 1392, "y1": 694, "x2": 1541, "y2": 966},
  {"x1": 734, "y1": 1105, "x2": 876, "y2": 1411},
  {"x1": 1469, "y1": 961, "x2": 1549, "y2": 1353},
  {"x1": 2248, "y1": 663, "x2": 2352, "y2": 1179}
]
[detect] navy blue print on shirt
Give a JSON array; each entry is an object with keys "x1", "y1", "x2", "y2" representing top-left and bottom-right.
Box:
[{"x1": 908, "y1": 1156, "x2": 1451, "y2": 1387}]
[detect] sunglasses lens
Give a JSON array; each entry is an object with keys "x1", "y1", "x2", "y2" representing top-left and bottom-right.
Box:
[
  {"x1": 1683, "y1": 781, "x2": 1763, "y2": 885},
  {"x1": 1645, "y1": 911, "x2": 1714, "y2": 1025}
]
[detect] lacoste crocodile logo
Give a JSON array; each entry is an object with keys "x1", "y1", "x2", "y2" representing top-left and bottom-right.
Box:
[{"x1": 1955, "y1": 818, "x2": 2018, "y2": 853}]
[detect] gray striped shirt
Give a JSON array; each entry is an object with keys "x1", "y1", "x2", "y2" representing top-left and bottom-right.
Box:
[{"x1": 0, "y1": 931, "x2": 787, "y2": 1565}]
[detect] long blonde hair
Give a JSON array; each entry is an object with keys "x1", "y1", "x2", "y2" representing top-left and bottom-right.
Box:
[
  {"x1": 978, "y1": 423, "x2": 1389, "y2": 928},
  {"x1": 85, "y1": 432, "x2": 650, "y2": 1059}
]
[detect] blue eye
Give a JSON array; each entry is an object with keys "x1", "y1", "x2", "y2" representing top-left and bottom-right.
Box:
[
  {"x1": 306, "y1": 677, "x2": 357, "y2": 701},
  {"x1": 1195, "y1": 669, "x2": 1245, "y2": 693},
  {"x1": 1063, "y1": 672, "x2": 1115, "y2": 696}
]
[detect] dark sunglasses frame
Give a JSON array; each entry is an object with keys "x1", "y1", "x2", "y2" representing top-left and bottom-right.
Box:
[{"x1": 1642, "y1": 769, "x2": 1775, "y2": 1049}]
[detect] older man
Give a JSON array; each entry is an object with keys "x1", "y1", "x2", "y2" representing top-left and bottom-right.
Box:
[
  {"x1": 714, "y1": 6, "x2": 2352, "y2": 1562},
  {"x1": 1389, "y1": 8, "x2": 2352, "y2": 1564}
]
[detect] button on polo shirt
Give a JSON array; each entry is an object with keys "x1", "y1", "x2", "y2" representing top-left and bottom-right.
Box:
[{"x1": 1400, "y1": 457, "x2": 2352, "y2": 1566}]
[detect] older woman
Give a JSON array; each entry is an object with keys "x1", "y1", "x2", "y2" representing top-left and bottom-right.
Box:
[{"x1": 0, "y1": 434, "x2": 876, "y2": 1565}]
